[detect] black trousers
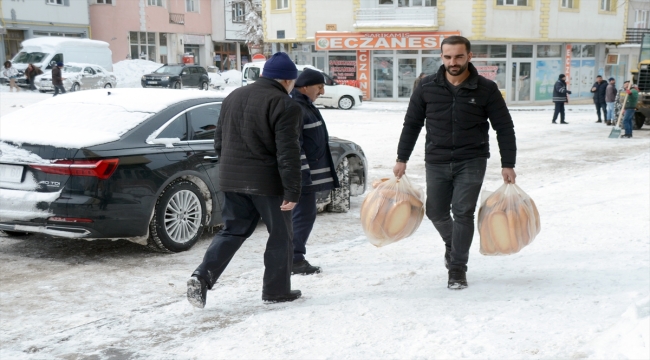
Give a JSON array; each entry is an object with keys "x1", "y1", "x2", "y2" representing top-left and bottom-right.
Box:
[
  {"x1": 552, "y1": 102, "x2": 565, "y2": 122},
  {"x1": 292, "y1": 191, "x2": 317, "y2": 263},
  {"x1": 595, "y1": 101, "x2": 607, "y2": 121},
  {"x1": 425, "y1": 158, "x2": 487, "y2": 272},
  {"x1": 192, "y1": 192, "x2": 293, "y2": 295},
  {"x1": 28, "y1": 76, "x2": 37, "y2": 91},
  {"x1": 53, "y1": 85, "x2": 66, "y2": 96}
]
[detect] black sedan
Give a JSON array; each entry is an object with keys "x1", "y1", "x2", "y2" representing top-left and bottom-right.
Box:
[{"x1": 0, "y1": 89, "x2": 367, "y2": 252}]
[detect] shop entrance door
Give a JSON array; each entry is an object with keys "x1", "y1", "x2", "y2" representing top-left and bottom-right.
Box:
[
  {"x1": 511, "y1": 61, "x2": 532, "y2": 102},
  {"x1": 397, "y1": 58, "x2": 418, "y2": 98}
]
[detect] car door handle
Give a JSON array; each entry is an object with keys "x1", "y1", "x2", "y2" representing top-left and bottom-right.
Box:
[{"x1": 204, "y1": 156, "x2": 219, "y2": 162}]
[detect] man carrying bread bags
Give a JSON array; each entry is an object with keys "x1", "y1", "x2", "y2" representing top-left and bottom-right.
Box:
[{"x1": 393, "y1": 36, "x2": 517, "y2": 290}]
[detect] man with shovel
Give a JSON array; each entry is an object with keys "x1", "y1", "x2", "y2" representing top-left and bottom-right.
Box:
[{"x1": 621, "y1": 81, "x2": 639, "y2": 138}]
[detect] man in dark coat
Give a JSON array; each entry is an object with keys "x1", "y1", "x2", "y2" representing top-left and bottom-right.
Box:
[
  {"x1": 187, "y1": 52, "x2": 303, "y2": 308},
  {"x1": 552, "y1": 74, "x2": 571, "y2": 124},
  {"x1": 289, "y1": 68, "x2": 340, "y2": 275},
  {"x1": 591, "y1": 75, "x2": 608, "y2": 123},
  {"x1": 52, "y1": 62, "x2": 66, "y2": 97},
  {"x1": 394, "y1": 36, "x2": 516, "y2": 290}
]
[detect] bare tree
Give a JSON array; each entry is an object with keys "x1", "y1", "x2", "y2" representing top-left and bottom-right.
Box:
[{"x1": 229, "y1": 0, "x2": 264, "y2": 54}]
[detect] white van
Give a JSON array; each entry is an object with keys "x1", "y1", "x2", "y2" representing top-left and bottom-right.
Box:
[
  {"x1": 242, "y1": 62, "x2": 363, "y2": 110},
  {"x1": 11, "y1": 37, "x2": 113, "y2": 73}
]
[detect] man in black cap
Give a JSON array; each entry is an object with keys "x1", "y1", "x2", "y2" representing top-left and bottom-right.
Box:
[
  {"x1": 187, "y1": 52, "x2": 303, "y2": 308},
  {"x1": 605, "y1": 77, "x2": 617, "y2": 126},
  {"x1": 289, "y1": 68, "x2": 339, "y2": 275},
  {"x1": 552, "y1": 74, "x2": 571, "y2": 124}
]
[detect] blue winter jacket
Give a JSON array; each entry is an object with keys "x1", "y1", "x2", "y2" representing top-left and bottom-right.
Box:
[{"x1": 290, "y1": 89, "x2": 340, "y2": 194}]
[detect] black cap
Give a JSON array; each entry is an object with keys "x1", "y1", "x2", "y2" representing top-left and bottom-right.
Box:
[
  {"x1": 295, "y1": 68, "x2": 325, "y2": 87},
  {"x1": 559, "y1": 74, "x2": 566, "y2": 80}
]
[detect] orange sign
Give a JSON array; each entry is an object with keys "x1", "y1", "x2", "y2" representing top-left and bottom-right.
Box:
[
  {"x1": 565, "y1": 44, "x2": 572, "y2": 89},
  {"x1": 315, "y1": 31, "x2": 461, "y2": 51},
  {"x1": 252, "y1": 54, "x2": 266, "y2": 62},
  {"x1": 357, "y1": 50, "x2": 370, "y2": 100}
]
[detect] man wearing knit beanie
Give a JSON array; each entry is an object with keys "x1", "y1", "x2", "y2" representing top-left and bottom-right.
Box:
[
  {"x1": 552, "y1": 74, "x2": 571, "y2": 124},
  {"x1": 289, "y1": 68, "x2": 339, "y2": 275},
  {"x1": 188, "y1": 52, "x2": 303, "y2": 308}
]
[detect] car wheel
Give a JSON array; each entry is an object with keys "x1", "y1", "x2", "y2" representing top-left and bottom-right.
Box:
[
  {"x1": 39, "y1": 90, "x2": 46, "y2": 93},
  {"x1": 104, "y1": 83, "x2": 112, "y2": 89},
  {"x1": 1, "y1": 230, "x2": 31, "y2": 236},
  {"x1": 338, "y1": 96, "x2": 354, "y2": 110},
  {"x1": 173, "y1": 81, "x2": 182, "y2": 89},
  {"x1": 71, "y1": 83, "x2": 80, "y2": 92},
  {"x1": 633, "y1": 112, "x2": 644, "y2": 130},
  {"x1": 326, "y1": 157, "x2": 350, "y2": 213},
  {"x1": 201, "y1": 81, "x2": 209, "y2": 90},
  {"x1": 148, "y1": 180, "x2": 206, "y2": 253}
]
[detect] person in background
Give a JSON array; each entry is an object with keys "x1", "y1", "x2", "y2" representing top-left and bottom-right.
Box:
[
  {"x1": 24, "y1": 64, "x2": 43, "y2": 92},
  {"x1": 289, "y1": 68, "x2": 340, "y2": 275},
  {"x1": 604, "y1": 77, "x2": 617, "y2": 126},
  {"x1": 590, "y1": 75, "x2": 608, "y2": 123},
  {"x1": 52, "y1": 62, "x2": 66, "y2": 97},
  {"x1": 394, "y1": 36, "x2": 516, "y2": 290},
  {"x1": 2, "y1": 61, "x2": 20, "y2": 92},
  {"x1": 187, "y1": 52, "x2": 303, "y2": 308},
  {"x1": 413, "y1": 72, "x2": 426, "y2": 92},
  {"x1": 552, "y1": 74, "x2": 571, "y2": 124},
  {"x1": 621, "y1": 81, "x2": 639, "y2": 138}
]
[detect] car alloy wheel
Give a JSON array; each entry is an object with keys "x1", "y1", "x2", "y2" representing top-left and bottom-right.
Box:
[
  {"x1": 338, "y1": 96, "x2": 354, "y2": 110},
  {"x1": 149, "y1": 180, "x2": 206, "y2": 252}
]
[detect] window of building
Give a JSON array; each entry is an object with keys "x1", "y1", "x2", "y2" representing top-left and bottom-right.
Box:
[
  {"x1": 600, "y1": 0, "x2": 616, "y2": 12},
  {"x1": 379, "y1": 0, "x2": 435, "y2": 6},
  {"x1": 496, "y1": 0, "x2": 528, "y2": 6},
  {"x1": 147, "y1": 0, "x2": 163, "y2": 6},
  {"x1": 537, "y1": 45, "x2": 561, "y2": 58},
  {"x1": 275, "y1": 0, "x2": 289, "y2": 9},
  {"x1": 635, "y1": 9, "x2": 649, "y2": 28},
  {"x1": 512, "y1": 45, "x2": 533, "y2": 58},
  {"x1": 96, "y1": 0, "x2": 113, "y2": 4},
  {"x1": 47, "y1": 0, "x2": 63, "y2": 4},
  {"x1": 233, "y1": 3, "x2": 245, "y2": 23},
  {"x1": 186, "y1": 0, "x2": 199, "y2": 12},
  {"x1": 472, "y1": 45, "x2": 507, "y2": 58},
  {"x1": 130, "y1": 31, "x2": 157, "y2": 62},
  {"x1": 561, "y1": 0, "x2": 573, "y2": 8}
]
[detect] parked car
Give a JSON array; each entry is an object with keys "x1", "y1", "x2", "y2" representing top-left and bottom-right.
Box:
[
  {"x1": 0, "y1": 88, "x2": 367, "y2": 252},
  {"x1": 242, "y1": 62, "x2": 364, "y2": 110},
  {"x1": 35, "y1": 63, "x2": 116, "y2": 93},
  {"x1": 141, "y1": 64, "x2": 211, "y2": 90},
  {"x1": 207, "y1": 66, "x2": 226, "y2": 90}
]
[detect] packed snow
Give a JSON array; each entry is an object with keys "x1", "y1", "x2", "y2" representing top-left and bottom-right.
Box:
[{"x1": 0, "y1": 80, "x2": 648, "y2": 359}]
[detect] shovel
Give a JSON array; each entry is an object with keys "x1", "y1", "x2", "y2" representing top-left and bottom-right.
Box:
[{"x1": 609, "y1": 93, "x2": 626, "y2": 138}]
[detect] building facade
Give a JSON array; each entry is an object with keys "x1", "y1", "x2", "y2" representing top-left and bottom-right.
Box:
[
  {"x1": 0, "y1": 0, "x2": 91, "y2": 65},
  {"x1": 211, "y1": 0, "x2": 260, "y2": 71},
  {"x1": 263, "y1": 0, "x2": 628, "y2": 104},
  {"x1": 89, "y1": 0, "x2": 213, "y2": 66}
]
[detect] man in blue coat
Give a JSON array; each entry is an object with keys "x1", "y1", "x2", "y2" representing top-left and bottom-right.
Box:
[
  {"x1": 591, "y1": 75, "x2": 608, "y2": 123},
  {"x1": 290, "y1": 68, "x2": 340, "y2": 275},
  {"x1": 552, "y1": 74, "x2": 571, "y2": 124}
]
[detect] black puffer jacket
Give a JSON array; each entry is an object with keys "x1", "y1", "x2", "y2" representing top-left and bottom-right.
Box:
[
  {"x1": 397, "y1": 63, "x2": 516, "y2": 168},
  {"x1": 215, "y1": 77, "x2": 303, "y2": 202},
  {"x1": 591, "y1": 80, "x2": 607, "y2": 104}
]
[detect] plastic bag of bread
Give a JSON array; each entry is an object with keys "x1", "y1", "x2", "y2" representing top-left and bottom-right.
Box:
[
  {"x1": 360, "y1": 175, "x2": 425, "y2": 247},
  {"x1": 477, "y1": 183, "x2": 540, "y2": 255}
]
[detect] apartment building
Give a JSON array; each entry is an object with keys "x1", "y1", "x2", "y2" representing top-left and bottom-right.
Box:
[
  {"x1": 605, "y1": 0, "x2": 650, "y2": 86},
  {"x1": 89, "y1": 0, "x2": 213, "y2": 66},
  {"x1": 0, "y1": 0, "x2": 91, "y2": 64},
  {"x1": 211, "y1": 0, "x2": 261, "y2": 71},
  {"x1": 263, "y1": 0, "x2": 628, "y2": 103}
]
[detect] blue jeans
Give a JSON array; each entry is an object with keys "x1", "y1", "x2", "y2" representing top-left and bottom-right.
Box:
[
  {"x1": 425, "y1": 158, "x2": 487, "y2": 272},
  {"x1": 623, "y1": 109, "x2": 634, "y2": 136},
  {"x1": 193, "y1": 192, "x2": 293, "y2": 295},
  {"x1": 292, "y1": 191, "x2": 317, "y2": 263},
  {"x1": 606, "y1": 102, "x2": 615, "y2": 121}
]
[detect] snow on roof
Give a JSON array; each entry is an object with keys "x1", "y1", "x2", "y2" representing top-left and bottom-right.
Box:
[
  {"x1": 20, "y1": 37, "x2": 109, "y2": 50},
  {"x1": 0, "y1": 88, "x2": 221, "y2": 149}
]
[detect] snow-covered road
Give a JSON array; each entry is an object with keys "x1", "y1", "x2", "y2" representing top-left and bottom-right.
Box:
[{"x1": 0, "y1": 90, "x2": 648, "y2": 359}]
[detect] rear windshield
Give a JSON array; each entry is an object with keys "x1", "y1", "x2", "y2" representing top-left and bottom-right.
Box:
[
  {"x1": 12, "y1": 52, "x2": 48, "y2": 64},
  {"x1": 154, "y1": 65, "x2": 183, "y2": 75}
]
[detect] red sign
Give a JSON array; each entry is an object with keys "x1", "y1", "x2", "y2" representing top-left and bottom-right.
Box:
[
  {"x1": 252, "y1": 54, "x2": 266, "y2": 62},
  {"x1": 357, "y1": 50, "x2": 370, "y2": 100},
  {"x1": 316, "y1": 31, "x2": 461, "y2": 51},
  {"x1": 565, "y1": 44, "x2": 572, "y2": 89}
]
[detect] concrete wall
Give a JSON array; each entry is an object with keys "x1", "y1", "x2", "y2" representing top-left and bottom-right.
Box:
[
  {"x1": 2, "y1": 0, "x2": 89, "y2": 25},
  {"x1": 305, "y1": 0, "x2": 354, "y2": 36}
]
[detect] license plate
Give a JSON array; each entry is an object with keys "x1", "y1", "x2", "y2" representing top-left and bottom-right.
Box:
[
  {"x1": 148, "y1": 81, "x2": 158, "y2": 85},
  {"x1": 0, "y1": 164, "x2": 24, "y2": 183}
]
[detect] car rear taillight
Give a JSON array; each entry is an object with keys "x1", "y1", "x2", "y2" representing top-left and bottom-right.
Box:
[{"x1": 30, "y1": 159, "x2": 119, "y2": 180}]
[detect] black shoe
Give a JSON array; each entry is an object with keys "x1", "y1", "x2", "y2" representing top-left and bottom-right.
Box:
[
  {"x1": 560, "y1": 121, "x2": 569, "y2": 124},
  {"x1": 448, "y1": 269, "x2": 468, "y2": 290},
  {"x1": 187, "y1": 275, "x2": 208, "y2": 309},
  {"x1": 262, "y1": 290, "x2": 302, "y2": 303},
  {"x1": 552, "y1": 121, "x2": 557, "y2": 124},
  {"x1": 596, "y1": 120, "x2": 602, "y2": 123},
  {"x1": 444, "y1": 249, "x2": 451, "y2": 270},
  {"x1": 606, "y1": 121, "x2": 612, "y2": 126},
  {"x1": 292, "y1": 260, "x2": 321, "y2": 275},
  {"x1": 622, "y1": 134, "x2": 632, "y2": 138}
]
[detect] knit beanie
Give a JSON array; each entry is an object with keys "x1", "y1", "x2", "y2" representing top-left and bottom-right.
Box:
[
  {"x1": 558, "y1": 74, "x2": 566, "y2": 80},
  {"x1": 295, "y1": 68, "x2": 325, "y2": 87},
  {"x1": 263, "y1": 52, "x2": 297, "y2": 80}
]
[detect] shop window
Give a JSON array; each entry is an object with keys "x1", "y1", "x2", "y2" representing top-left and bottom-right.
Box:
[
  {"x1": 512, "y1": 45, "x2": 533, "y2": 58},
  {"x1": 147, "y1": 0, "x2": 163, "y2": 6},
  {"x1": 373, "y1": 57, "x2": 394, "y2": 99},
  {"x1": 472, "y1": 45, "x2": 506, "y2": 58},
  {"x1": 232, "y1": 3, "x2": 245, "y2": 23},
  {"x1": 537, "y1": 45, "x2": 561, "y2": 58},
  {"x1": 329, "y1": 55, "x2": 357, "y2": 86},
  {"x1": 422, "y1": 57, "x2": 441, "y2": 75},
  {"x1": 473, "y1": 61, "x2": 506, "y2": 89},
  {"x1": 496, "y1": 0, "x2": 527, "y2": 5},
  {"x1": 130, "y1": 31, "x2": 157, "y2": 62},
  {"x1": 186, "y1": 0, "x2": 199, "y2": 12},
  {"x1": 160, "y1": 33, "x2": 167, "y2": 47}
]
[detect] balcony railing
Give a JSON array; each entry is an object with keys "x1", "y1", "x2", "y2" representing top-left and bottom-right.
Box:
[
  {"x1": 354, "y1": 7, "x2": 437, "y2": 28},
  {"x1": 626, "y1": 27, "x2": 650, "y2": 44},
  {"x1": 169, "y1": 13, "x2": 185, "y2": 25}
]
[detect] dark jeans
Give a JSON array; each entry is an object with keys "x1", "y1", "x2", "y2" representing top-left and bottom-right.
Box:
[
  {"x1": 552, "y1": 102, "x2": 565, "y2": 122},
  {"x1": 292, "y1": 191, "x2": 317, "y2": 263},
  {"x1": 192, "y1": 192, "x2": 293, "y2": 296},
  {"x1": 53, "y1": 85, "x2": 66, "y2": 96},
  {"x1": 595, "y1": 101, "x2": 607, "y2": 121},
  {"x1": 425, "y1": 158, "x2": 487, "y2": 272},
  {"x1": 28, "y1": 76, "x2": 37, "y2": 91}
]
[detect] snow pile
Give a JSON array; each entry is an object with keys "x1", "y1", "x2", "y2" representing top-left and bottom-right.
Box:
[
  {"x1": 221, "y1": 70, "x2": 242, "y2": 87},
  {"x1": 112, "y1": 59, "x2": 162, "y2": 88}
]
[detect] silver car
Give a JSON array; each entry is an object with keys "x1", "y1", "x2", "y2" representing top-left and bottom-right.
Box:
[{"x1": 36, "y1": 63, "x2": 117, "y2": 93}]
